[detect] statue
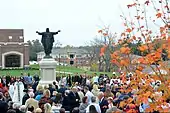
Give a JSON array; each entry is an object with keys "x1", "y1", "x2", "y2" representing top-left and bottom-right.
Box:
[{"x1": 36, "y1": 28, "x2": 61, "y2": 58}]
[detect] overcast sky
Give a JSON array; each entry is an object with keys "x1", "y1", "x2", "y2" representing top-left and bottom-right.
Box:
[{"x1": 0, "y1": 0, "x2": 142, "y2": 46}]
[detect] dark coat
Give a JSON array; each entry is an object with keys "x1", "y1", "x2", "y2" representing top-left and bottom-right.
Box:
[
  {"x1": 68, "y1": 91, "x2": 80, "y2": 110},
  {"x1": 6, "y1": 76, "x2": 11, "y2": 85},
  {"x1": 0, "y1": 100, "x2": 8, "y2": 113},
  {"x1": 99, "y1": 98, "x2": 109, "y2": 113},
  {"x1": 62, "y1": 95, "x2": 70, "y2": 111},
  {"x1": 81, "y1": 78, "x2": 86, "y2": 86},
  {"x1": 15, "y1": 109, "x2": 24, "y2": 113},
  {"x1": 48, "y1": 87, "x2": 56, "y2": 97},
  {"x1": 72, "y1": 75, "x2": 80, "y2": 83},
  {"x1": 67, "y1": 76, "x2": 72, "y2": 86},
  {"x1": 32, "y1": 81, "x2": 39, "y2": 93},
  {"x1": 22, "y1": 93, "x2": 29, "y2": 105},
  {"x1": 58, "y1": 88, "x2": 67, "y2": 96}
]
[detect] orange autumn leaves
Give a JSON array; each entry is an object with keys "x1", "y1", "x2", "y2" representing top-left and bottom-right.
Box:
[
  {"x1": 110, "y1": 47, "x2": 131, "y2": 67},
  {"x1": 126, "y1": 28, "x2": 132, "y2": 33},
  {"x1": 137, "y1": 51, "x2": 162, "y2": 64},
  {"x1": 138, "y1": 45, "x2": 148, "y2": 52},
  {"x1": 156, "y1": 12, "x2": 162, "y2": 18},
  {"x1": 100, "y1": 45, "x2": 107, "y2": 56},
  {"x1": 98, "y1": 29, "x2": 108, "y2": 36},
  {"x1": 99, "y1": 0, "x2": 169, "y2": 112},
  {"x1": 120, "y1": 47, "x2": 131, "y2": 54}
]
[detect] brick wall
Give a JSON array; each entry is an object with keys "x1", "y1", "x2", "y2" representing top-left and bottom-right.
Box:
[{"x1": 0, "y1": 29, "x2": 24, "y2": 42}]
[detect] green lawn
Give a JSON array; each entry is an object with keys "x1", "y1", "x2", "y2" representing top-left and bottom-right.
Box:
[
  {"x1": 0, "y1": 69, "x2": 39, "y2": 76},
  {"x1": 0, "y1": 65, "x2": 112, "y2": 76}
]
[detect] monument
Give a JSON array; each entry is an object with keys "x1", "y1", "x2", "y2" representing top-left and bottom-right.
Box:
[{"x1": 36, "y1": 28, "x2": 61, "y2": 85}]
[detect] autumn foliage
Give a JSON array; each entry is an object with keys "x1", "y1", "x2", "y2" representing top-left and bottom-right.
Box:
[{"x1": 98, "y1": 0, "x2": 170, "y2": 112}]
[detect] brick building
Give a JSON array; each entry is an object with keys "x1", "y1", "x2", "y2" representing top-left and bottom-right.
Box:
[
  {"x1": 37, "y1": 48, "x2": 90, "y2": 66},
  {"x1": 0, "y1": 29, "x2": 29, "y2": 69}
]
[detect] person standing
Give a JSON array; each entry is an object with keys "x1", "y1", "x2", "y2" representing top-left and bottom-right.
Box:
[
  {"x1": 48, "y1": 84, "x2": 55, "y2": 97},
  {"x1": 84, "y1": 86, "x2": 94, "y2": 104},
  {"x1": 66, "y1": 74, "x2": 72, "y2": 87},
  {"x1": 86, "y1": 96, "x2": 101, "y2": 113},
  {"x1": 81, "y1": 74, "x2": 86, "y2": 86},
  {"x1": 12, "y1": 78, "x2": 25, "y2": 105},
  {"x1": 68, "y1": 87, "x2": 80, "y2": 112},
  {"x1": 92, "y1": 73, "x2": 99, "y2": 84},
  {"x1": 27, "y1": 73, "x2": 33, "y2": 86},
  {"x1": 22, "y1": 89, "x2": 30, "y2": 105},
  {"x1": 8, "y1": 83, "x2": 14, "y2": 100},
  {"x1": 98, "y1": 92, "x2": 108, "y2": 113}
]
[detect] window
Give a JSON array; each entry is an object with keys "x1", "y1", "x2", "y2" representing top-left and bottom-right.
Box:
[
  {"x1": 60, "y1": 55, "x2": 64, "y2": 58},
  {"x1": 9, "y1": 36, "x2": 12, "y2": 39},
  {"x1": 70, "y1": 54, "x2": 75, "y2": 58},
  {"x1": 19, "y1": 36, "x2": 23, "y2": 39}
]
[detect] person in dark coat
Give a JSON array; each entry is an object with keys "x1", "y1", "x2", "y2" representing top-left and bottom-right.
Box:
[
  {"x1": 32, "y1": 81, "x2": 39, "y2": 93},
  {"x1": 74, "y1": 73, "x2": 80, "y2": 83},
  {"x1": 0, "y1": 92, "x2": 8, "y2": 113},
  {"x1": 22, "y1": 89, "x2": 30, "y2": 105},
  {"x1": 33, "y1": 74, "x2": 40, "y2": 82},
  {"x1": 67, "y1": 74, "x2": 72, "y2": 87},
  {"x1": 52, "y1": 81, "x2": 58, "y2": 90},
  {"x1": 98, "y1": 92, "x2": 108, "y2": 113},
  {"x1": 62, "y1": 90, "x2": 71, "y2": 111},
  {"x1": 6, "y1": 75, "x2": 11, "y2": 86},
  {"x1": 48, "y1": 84, "x2": 55, "y2": 97},
  {"x1": 68, "y1": 87, "x2": 80, "y2": 112},
  {"x1": 78, "y1": 75, "x2": 83, "y2": 85},
  {"x1": 72, "y1": 73, "x2": 80, "y2": 84},
  {"x1": 81, "y1": 75, "x2": 86, "y2": 86},
  {"x1": 58, "y1": 84, "x2": 67, "y2": 96}
]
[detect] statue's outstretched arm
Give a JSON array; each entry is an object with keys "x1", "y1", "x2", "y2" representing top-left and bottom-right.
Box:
[
  {"x1": 52, "y1": 30, "x2": 61, "y2": 35},
  {"x1": 36, "y1": 31, "x2": 43, "y2": 35}
]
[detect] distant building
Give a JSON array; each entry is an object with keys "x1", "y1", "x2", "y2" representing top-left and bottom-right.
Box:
[
  {"x1": 0, "y1": 29, "x2": 29, "y2": 69},
  {"x1": 37, "y1": 48, "x2": 90, "y2": 66}
]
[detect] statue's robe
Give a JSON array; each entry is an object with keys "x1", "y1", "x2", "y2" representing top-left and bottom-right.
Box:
[
  {"x1": 12, "y1": 81, "x2": 25, "y2": 105},
  {"x1": 41, "y1": 32, "x2": 54, "y2": 55}
]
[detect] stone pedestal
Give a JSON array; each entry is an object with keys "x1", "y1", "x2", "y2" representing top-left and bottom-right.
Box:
[{"x1": 39, "y1": 58, "x2": 57, "y2": 86}]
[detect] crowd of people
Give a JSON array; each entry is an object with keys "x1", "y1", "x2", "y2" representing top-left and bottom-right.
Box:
[{"x1": 0, "y1": 72, "x2": 169, "y2": 113}]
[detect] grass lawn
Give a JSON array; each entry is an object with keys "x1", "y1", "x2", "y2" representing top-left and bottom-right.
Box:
[
  {"x1": 0, "y1": 69, "x2": 39, "y2": 76},
  {"x1": 0, "y1": 64, "x2": 112, "y2": 76}
]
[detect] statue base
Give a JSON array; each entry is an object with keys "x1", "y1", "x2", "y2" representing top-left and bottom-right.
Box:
[{"x1": 39, "y1": 58, "x2": 57, "y2": 86}]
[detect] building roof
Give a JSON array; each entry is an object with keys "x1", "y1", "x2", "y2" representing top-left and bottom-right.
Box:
[{"x1": 37, "y1": 48, "x2": 88, "y2": 55}]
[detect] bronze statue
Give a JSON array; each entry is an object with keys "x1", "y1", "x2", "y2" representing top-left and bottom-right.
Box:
[{"x1": 36, "y1": 28, "x2": 61, "y2": 58}]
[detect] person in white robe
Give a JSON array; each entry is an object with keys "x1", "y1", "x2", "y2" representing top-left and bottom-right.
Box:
[
  {"x1": 8, "y1": 83, "x2": 14, "y2": 99},
  {"x1": 12, "y1": 79, "x2": 25, "y2": 105}
]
